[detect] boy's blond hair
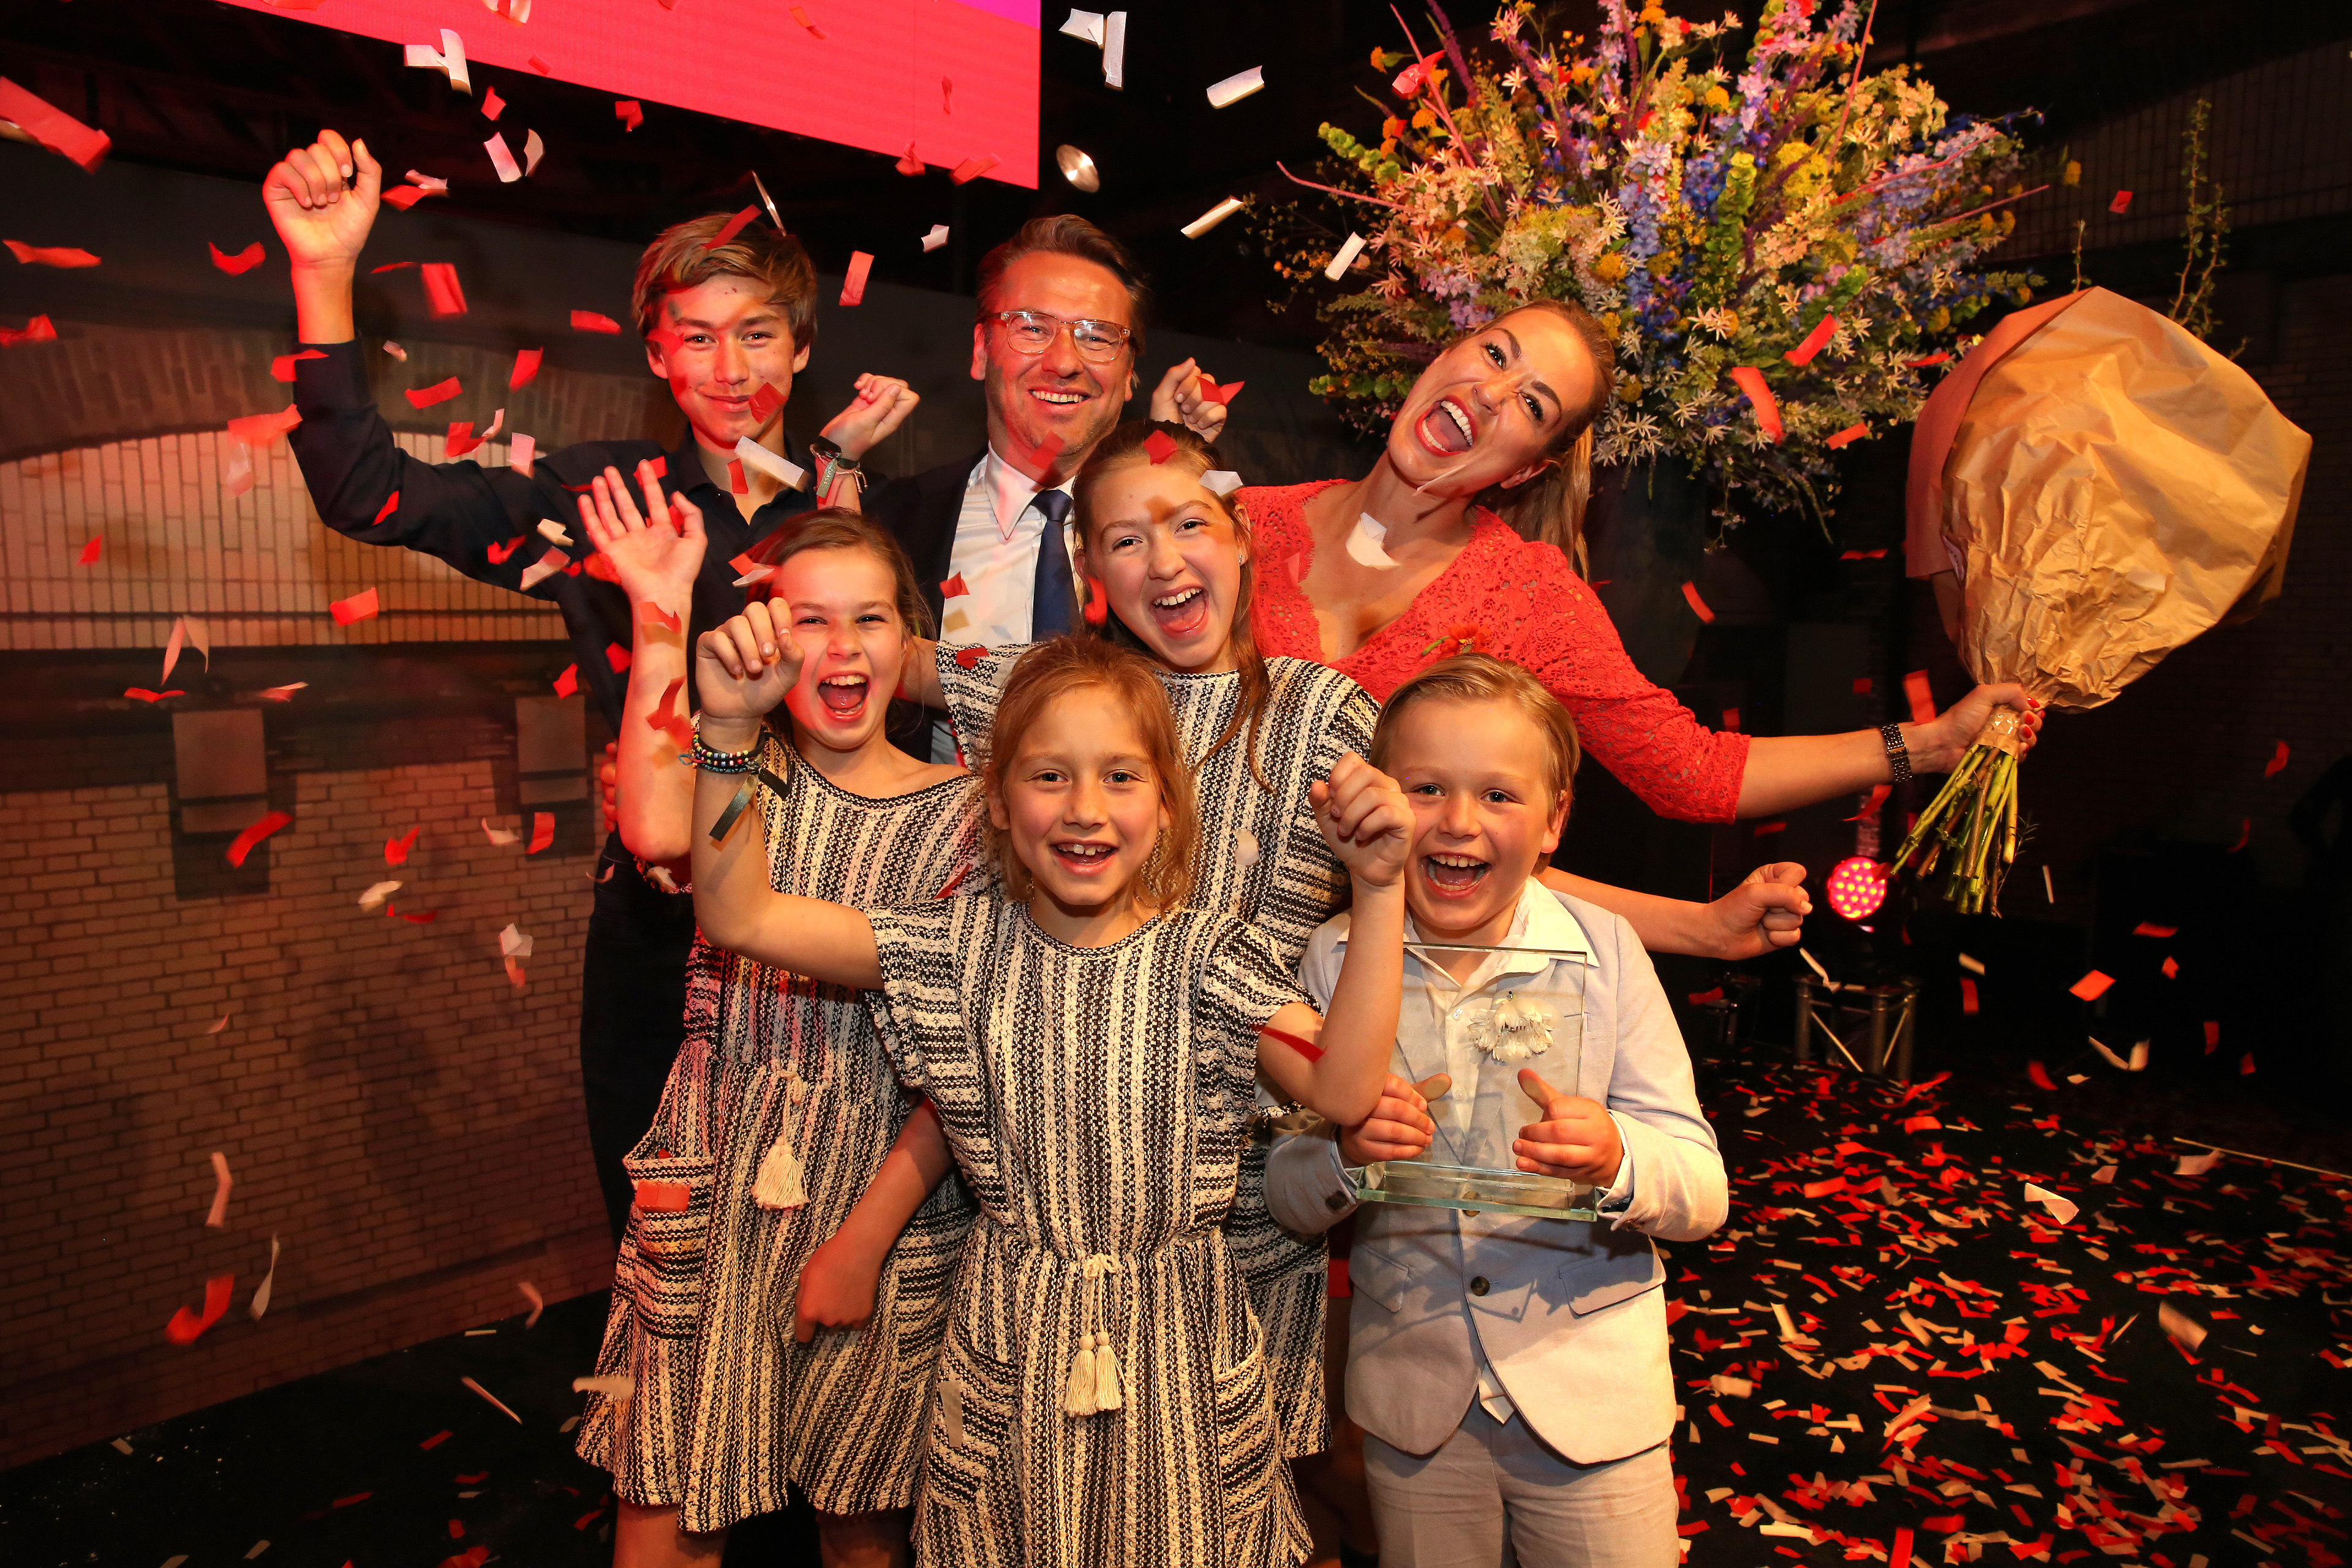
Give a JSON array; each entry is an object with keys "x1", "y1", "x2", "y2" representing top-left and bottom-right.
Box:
[
  {"x1": 1370, "y1": 654, "x2": 1581, "y2": 809},
  {"x1": 631, "y1": 213, "x2": 818, "y2": 353}
]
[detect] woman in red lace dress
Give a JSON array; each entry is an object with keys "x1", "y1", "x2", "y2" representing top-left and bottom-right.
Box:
[{"x1": 1245, "y1": 299, "x2": 2035, "y2": 866}]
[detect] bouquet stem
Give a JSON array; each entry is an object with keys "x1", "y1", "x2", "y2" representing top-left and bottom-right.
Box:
[{"x1": 1887, "y1": 706, "x2": 2026, "y2": 916}]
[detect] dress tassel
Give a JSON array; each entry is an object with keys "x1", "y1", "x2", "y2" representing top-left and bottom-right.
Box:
[
  {"x1": 1063, "y1": 1333, "x2": 1100, "y2": 1416},
  {"x1": 750, "y1": 1131, "x2": 807, "y2": 1210},
  {"x1": 1091, "y1": 1335, "x2": 1123, "y2": 1411}
]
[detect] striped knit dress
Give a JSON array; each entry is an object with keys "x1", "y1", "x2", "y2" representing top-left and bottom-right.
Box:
[
  {"x1": 937, "y1": 644, "x2": 1379, "y2": 1458},
  {"x1": 865, "y1": 894, "x2": 1314, "y2": 1568},
  {"x1": 575, "y1": 733, "x2": 984, "y2": 1532}
]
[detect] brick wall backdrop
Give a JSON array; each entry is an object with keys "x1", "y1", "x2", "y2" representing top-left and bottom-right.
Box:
[{"x1": 0, "y1": 759, "x2": 611, "y2": 1469}]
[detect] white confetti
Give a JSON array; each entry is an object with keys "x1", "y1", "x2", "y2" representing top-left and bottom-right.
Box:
[
  {"x1": 574, "y1": 1373, "x2": 635, "y2": 1398},
  {"x1": 484, "y1": 132, "x2": 521, "y2": 183},
  {"x1": 508, "y1": 432, "x2": 535, "y2": 477},
  {"x1": 2174, "y1": 1148, "x2": 2222, "y2": 1177},
  {"x1": 2128, "y1": 1039, "x2": 2149, "y2": 1071},
  {"x1": 732, "y1": 565, "x2": 777, "y2": 587},
  {"x1": 111, "y1": 1438, "x2": 134, "y2": 1454},
  {"x1": 1346, "y1": 512, "x2": 1396, "y2": 568},
  {"x1": 734, "y1": 437, "x2": 809, "y2": 491},
  {"x1": 205, "y1": 1015, "x2": 230, "y2": 1035},
  {"x1": 460, "y1": 1375, "x2": 521, "y2": 1423},
  {"x1": 206, "y1": 1152, "x2": 232, "y2": 1229},
  {"x1": 358, "y1": 880, "x2": 402, "y2": 910},
  {"x1": 517, "y1": 548, "x2": 569, "y2": 590},
  {"x1": 1102, "y1": 10, "x2": 1127, "y2": 88},
  {"x1": 1957, "y1": 952, "x2": 1985, "y2": 974},
  {"x1": 921, "y1": 224, "x2": 950, "y2": 254},
  {"x1": 382, "y1": 341, "x2": 407, "y2": 361},
  {"x1": 1206, "y1": 67, "x2": 1264, "y2": 108},
  {"x1": 481, "y1": 816, "x2": 521, "y2": 846},
  {"x1": 1235, "y1": 827, "x2": 1259, "y2": 869},
  {"x1": 536, "y1": 518, "x2": 573, "y2": 546},
  {"x1": 518, "y1": 1279, "x2": 545, "y2": 1327},
  {"x1": 1200, "y1": 469, "x2": 1244, "y2": 497},
  {"x1": 1324, "y1": 232, "x2": 1367, "y2": 281},
  {"x1": 2158, "y1": 1301, "x2": 2207, "y2": 1352},
  {"x1": 1058, "y1": 7, "x2": 1104, "y2": 45},
  {"x1": 498, "y1": 922, "x2": 533, "y2": 960},
  {"x1": 1181, "y1": 197, "x2": 1246, "y2": 239},
  {"x1": 247, "y1": 1235, "x2": 281, "y2": 1321},
  {"x1": 2022, "y1": 1183, "x2": 2078, "y2": 1225},
  {"x1": 522, "y1": 129, "x2": 545, "y2": 176},
  {"x1": 1709, "y1": 1373, "x2": 1754, "y2": 1398},
  {"x1": 404, "y1": 29, "x2": 471, "y2": 93},
  {"x1": 2091, "y1": 1164, "x2": 2118, "y2": 1183},
  {"x1": 481, "y1": 406, "x2": 505, "y2": 440}
]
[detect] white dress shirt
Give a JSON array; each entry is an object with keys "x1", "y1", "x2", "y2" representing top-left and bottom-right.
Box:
[{"x1": 932, "y1": 447, "x2": 1079, "y2": 763}]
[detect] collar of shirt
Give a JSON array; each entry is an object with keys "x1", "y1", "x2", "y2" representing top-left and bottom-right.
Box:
[
  {"x1": 665, "y1": 429, "x2": 810, "y2": 544},
  {"x1": 1329, "y1": 880, "x2": 1594, "y2": 995},
  {"x1": 979, "y1": 443, "x2": 1076, "y2": 540}
]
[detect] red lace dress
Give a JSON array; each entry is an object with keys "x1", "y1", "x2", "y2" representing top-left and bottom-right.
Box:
[{"x1": 1243, "y1": 480, "x2": 1749, "y2": 824}]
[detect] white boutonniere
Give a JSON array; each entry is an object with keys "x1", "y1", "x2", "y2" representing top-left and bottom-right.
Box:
[{"x1": 1468, "y1": 992, "x2": 1553, "y2": 1062}]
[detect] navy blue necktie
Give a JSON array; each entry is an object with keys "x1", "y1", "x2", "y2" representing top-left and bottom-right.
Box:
[{"x1": 1028, "y1": 488, "x2": 1076, "y2": 639}]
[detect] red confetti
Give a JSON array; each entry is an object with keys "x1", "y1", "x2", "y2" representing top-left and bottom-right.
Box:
[
  {"x1": 124, "y1": 687, "x2": 185, "y2": 703},
  {"x1": 570, "y1": 310, "x2": 621, "y2": 334},
  {"x1": 2204, "y1": 1020, "x2": 2220, "y2": 1050},
  {"x1": 331, "y1": 587, "x2": 380, "y2": 625},
  {"x1": 728, "y1": 458, "x2": 748, "y2": 495},
  {"x1": 1261, "y1": 1024, "x2": 1325, "y2": 1062},
  {"x1": 271, "y1": 349, "x2": 328, "y2": 382},
  {"x1": 641, "y1": 601, "x2": 682, "y2": 633},
  {"x1": 77, "y1": 537, "x2": 101, "y2": 565},
  {"x1": 380, "y1": 186, "x2": 431, "y2": 211},
  {"x1": 952, "y1": 646, "x2": 989, "y2": 670},
  {"x1": 951, "y1": 154, "x2": 1000, "y2": 186},
  {"x1": 939, "y1": 572, "x2": 969, "y2": 600},
  {"x1": 703, "y1": 206, "x2": 762, "y2": 251},
  {"x1": 2161, "y1": 955, "x2": 2179, "y2": 978},
  {"x1": 1144, "y1": 429, "x2": 1179, "y2": 464},
  {"x1": 1679, "y1": 582, "x2": 1715, "y2": 624},
  {"x1": 445, "y1": 421, "x2": 482, "y2": 459},
  {"x1": 0, "y1": 78, "x2": 111, "y2": 171},
  {"x1": 226, "y1": 810, "x2": 294, "y2": 867},
  {"x1": 2027, "y1": 1059, "x2": 2055, "y2": 1090},
  {"x1": 1825, "y1": 422, "x2": 1869, "y2": 449},
  {"x1": 1721, "y1": 706, "x2": 1740, "y2": 732},
  {"x1": 635, "y1": 1180, "x2": 692, "y2": 1212},
  {"x1": 209, "y1": 241, "x2": 266, "y2": 276},
  {"x1": 509, "y1": 347, "x2": 543, "y2": 390},
  {"x1": 4, "y1": 240, "x2": 99, "y2": 268},
  {"x1": 1781, "y1": 313, "x2": 1838, "y2": 367},
  {"x1": 1, "y1": 313, "x2": 59, "y2": 345},
  {"x1": 2264, "y1": 739, "x2": 2290, "y2": 777},
  {"x1": 372, "y1": 491, "x2": 401, "y2": 526},
  {"x1": 403, "y1": 908, "x2": 439, "y2": 924},
  {"x1": 2109, "y1": 189, "x2": 2133, "y2": 214},
  {"x1": 1852, "y1": 677, "x2": 1872, "y2": 695},
  {"x1": 1905, "y1": 352, "x2": 1951, "y2": 368},
  {"x1": 420, "y1": 1430, "x2": 451, "y2": 1450},
  {"x1": 790, "y1": 5, "x2": 827, "y2": 37},
  {"x1": 747, "y1": 382, "x2": 785, "y2": 423},
  {"x1": 481, "y1": 85, "x2": 505, "y2": 120},
  {"x1": 1801, "y1": 1175, "x2": 1848, "y2": 1199},
  {"x1": 2239, "y1": 1052, "x2": 2256, "y2": 1076},
  {"x1": 165, "y1": 1274, "x2": 236, "y2": 1344},
  {"x1": 552, "y1": 663, "x2": 578, "y2": 698},
  {"x1": 895, "y1": 141, "x2": 924, "y2": 176},
  {"x1": 1902, "y1": 669, "x2": 1936, "y2": 727},
  {"x1": 228, "y1": 405, "x2": 303, "y2": 447},
  {"x1": 2228, "y1": 816, "x2": 2250, "y2": 851},
  {"x1": 1727, "y1": 366, "x2": 1783, "y2": 441},
  {"x1": 1195, "y1": 374, "x2": 1245, "y2": 407},
  {"x1": 420, "y1": 262, "x2": 467, "y2": 317},
  {"x1": 2131, "y1": 921, "x2": 2177, "y2": 938},
  {"x1": 1890, "y1": 1527, "x2": 1914, "y2": 1566},
  {"x1": 487, "y1": 535, "x2": 525, "y2": 565},
  {"x1": 2068, "y1": 970, "x2": 2114, "y2": 1001},
  {"x1": 839, "y1": 250, "x2": 873, "y2": 307},
  {"x1": 648, "y1": 677, "x2": 685, "y2": 733},
  {"x1": 1688, "y1": 987, "x2": 1724, "y2": 1005},
  {"x1": 605, "y1": 642, "x2": 631, "y2": 673},
  {"x1": 386, "y1": 826, "x2": 420, "y2": 865},
  {"x1": 1962, "y1": 978, "x2": 1981, "y2": 1016},
  {"x1": 405, "y1": 378, "x2": 462, "y2": 410},
  {"x1": 527, "y1": 812, "x2": 554, "y2": 854},
  {"x1": 1845, "y1": 783, "x2": 1890, "y2": 821},
  {"x1": 941, "y1": 75, "x2": 953, "y2": 114},
  {"x1": 1083, "y1": 575, "x2": 1108, "y2": 627},
  {"x1": 370, "y1": 261, "x2": 419, "y2": 274},
  {"x1": 615, "y1": 99, "x2": 643, "y2": 130}
]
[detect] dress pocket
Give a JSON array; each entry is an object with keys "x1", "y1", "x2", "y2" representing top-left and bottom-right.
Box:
[
  {"x1": 1210, "y1": 1330, "x2": 1282, "y2": 1519},
  {"x1": 623, "y1": 1150, "x2": 716, "y2": 1340},
  {"x1": 921, "y1": 1322, "x2": 1017, "y2": 1514}
]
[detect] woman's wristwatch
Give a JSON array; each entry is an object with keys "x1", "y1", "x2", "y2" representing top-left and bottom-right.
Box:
[
  {"x1": 1879, "y1": 722, "x2": 1913, "y2": 783},
  {"x1": 809, "y1": 436, "x2": 863, "y2": 502}
]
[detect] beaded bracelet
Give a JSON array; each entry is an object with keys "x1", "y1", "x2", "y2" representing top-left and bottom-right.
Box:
[{"x1": 688, "y1": 720, "x2": 763, "y2": 774}]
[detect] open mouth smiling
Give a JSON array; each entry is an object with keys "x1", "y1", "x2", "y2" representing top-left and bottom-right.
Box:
[
  {"x1": 1422, "y1": 851, "x2": 1490, "y2": 894},
  {"x1": 1415, "y1": 395, "x2": 1476, "y2": 457},
  {"x1": 1050, "y1": 840, "x2": 1117, "y2": 874},
  {"x1": 816, "y1": 673, "x2": 869, "y2": 718},
  {"x1": 1148, "y1": 585, "x2": 1210, "y2": 636}
]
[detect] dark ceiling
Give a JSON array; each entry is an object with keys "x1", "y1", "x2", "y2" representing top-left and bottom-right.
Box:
[{"x1": 4, "y1": 0, "x2": 2346, "y2": 346}]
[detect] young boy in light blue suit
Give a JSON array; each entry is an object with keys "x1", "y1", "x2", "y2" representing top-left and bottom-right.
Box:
[{"x1": 1266, "y1": 654, "x2": 1728, "y2": 1568}]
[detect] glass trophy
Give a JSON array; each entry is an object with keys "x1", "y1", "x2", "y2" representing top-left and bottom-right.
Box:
[{"x1": 1346, "y1": 937, "x2": 1599, "y2": 1223}]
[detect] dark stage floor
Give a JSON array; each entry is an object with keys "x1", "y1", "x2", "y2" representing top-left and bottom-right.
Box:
[{"x1": 6, "y1": 1050, "x2": 2347, "y2": 1567}]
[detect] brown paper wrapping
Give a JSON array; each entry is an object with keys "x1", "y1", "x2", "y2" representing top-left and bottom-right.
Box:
[{"x1": 1915, "y1": 288, "x2": 2310, "y2": 710}]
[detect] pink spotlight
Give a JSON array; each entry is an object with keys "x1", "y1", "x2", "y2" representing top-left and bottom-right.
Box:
[{"x1": 1827, "y1": 856, "x2": 1887, "y2": 921}]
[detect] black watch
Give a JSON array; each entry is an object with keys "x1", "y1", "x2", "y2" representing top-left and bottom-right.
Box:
[{"x1": 1879, "y1": 722, "x2": 1913, "y2": 783}]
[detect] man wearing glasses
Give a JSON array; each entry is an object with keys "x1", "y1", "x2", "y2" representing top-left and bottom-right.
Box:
[{"x1": 862, "y1": 214, "x2": 1228, "y2": 761}]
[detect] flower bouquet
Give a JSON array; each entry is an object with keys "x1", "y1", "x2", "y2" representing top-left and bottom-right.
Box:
[
  {"x1": 1267, "y1": 0, "x2": 2038, "y2": 521},
  {"x1": 1888, "y1": 287, "x2": 2308, "y2": 913}
]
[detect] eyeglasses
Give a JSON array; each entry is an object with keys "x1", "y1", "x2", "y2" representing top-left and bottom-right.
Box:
[{"x1": 980, "y1": 309, "x2": 1133, "y2": 363}]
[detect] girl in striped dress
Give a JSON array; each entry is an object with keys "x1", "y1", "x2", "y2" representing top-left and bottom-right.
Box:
[
  {"x1": 688, "y1": 630, "x2": 1414, "y2": 1568},
  {"x1": 568, "y1": 470, "x2": 979, "y2": 1566}
]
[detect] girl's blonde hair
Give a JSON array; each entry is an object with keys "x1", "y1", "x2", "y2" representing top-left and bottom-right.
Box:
[
  {"x1": 741, "y1": 506, "x2": 933, "y2": 638},
  {"x1": 982, "y1": 636, "x2": 1199, "y2": 911},
  {"x1": 1370, "y1": 653, "x2": 1582, "y2": 811},
  {"x1": 1071, "y1": 420, "x2": 1274, "y2": 790}
]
